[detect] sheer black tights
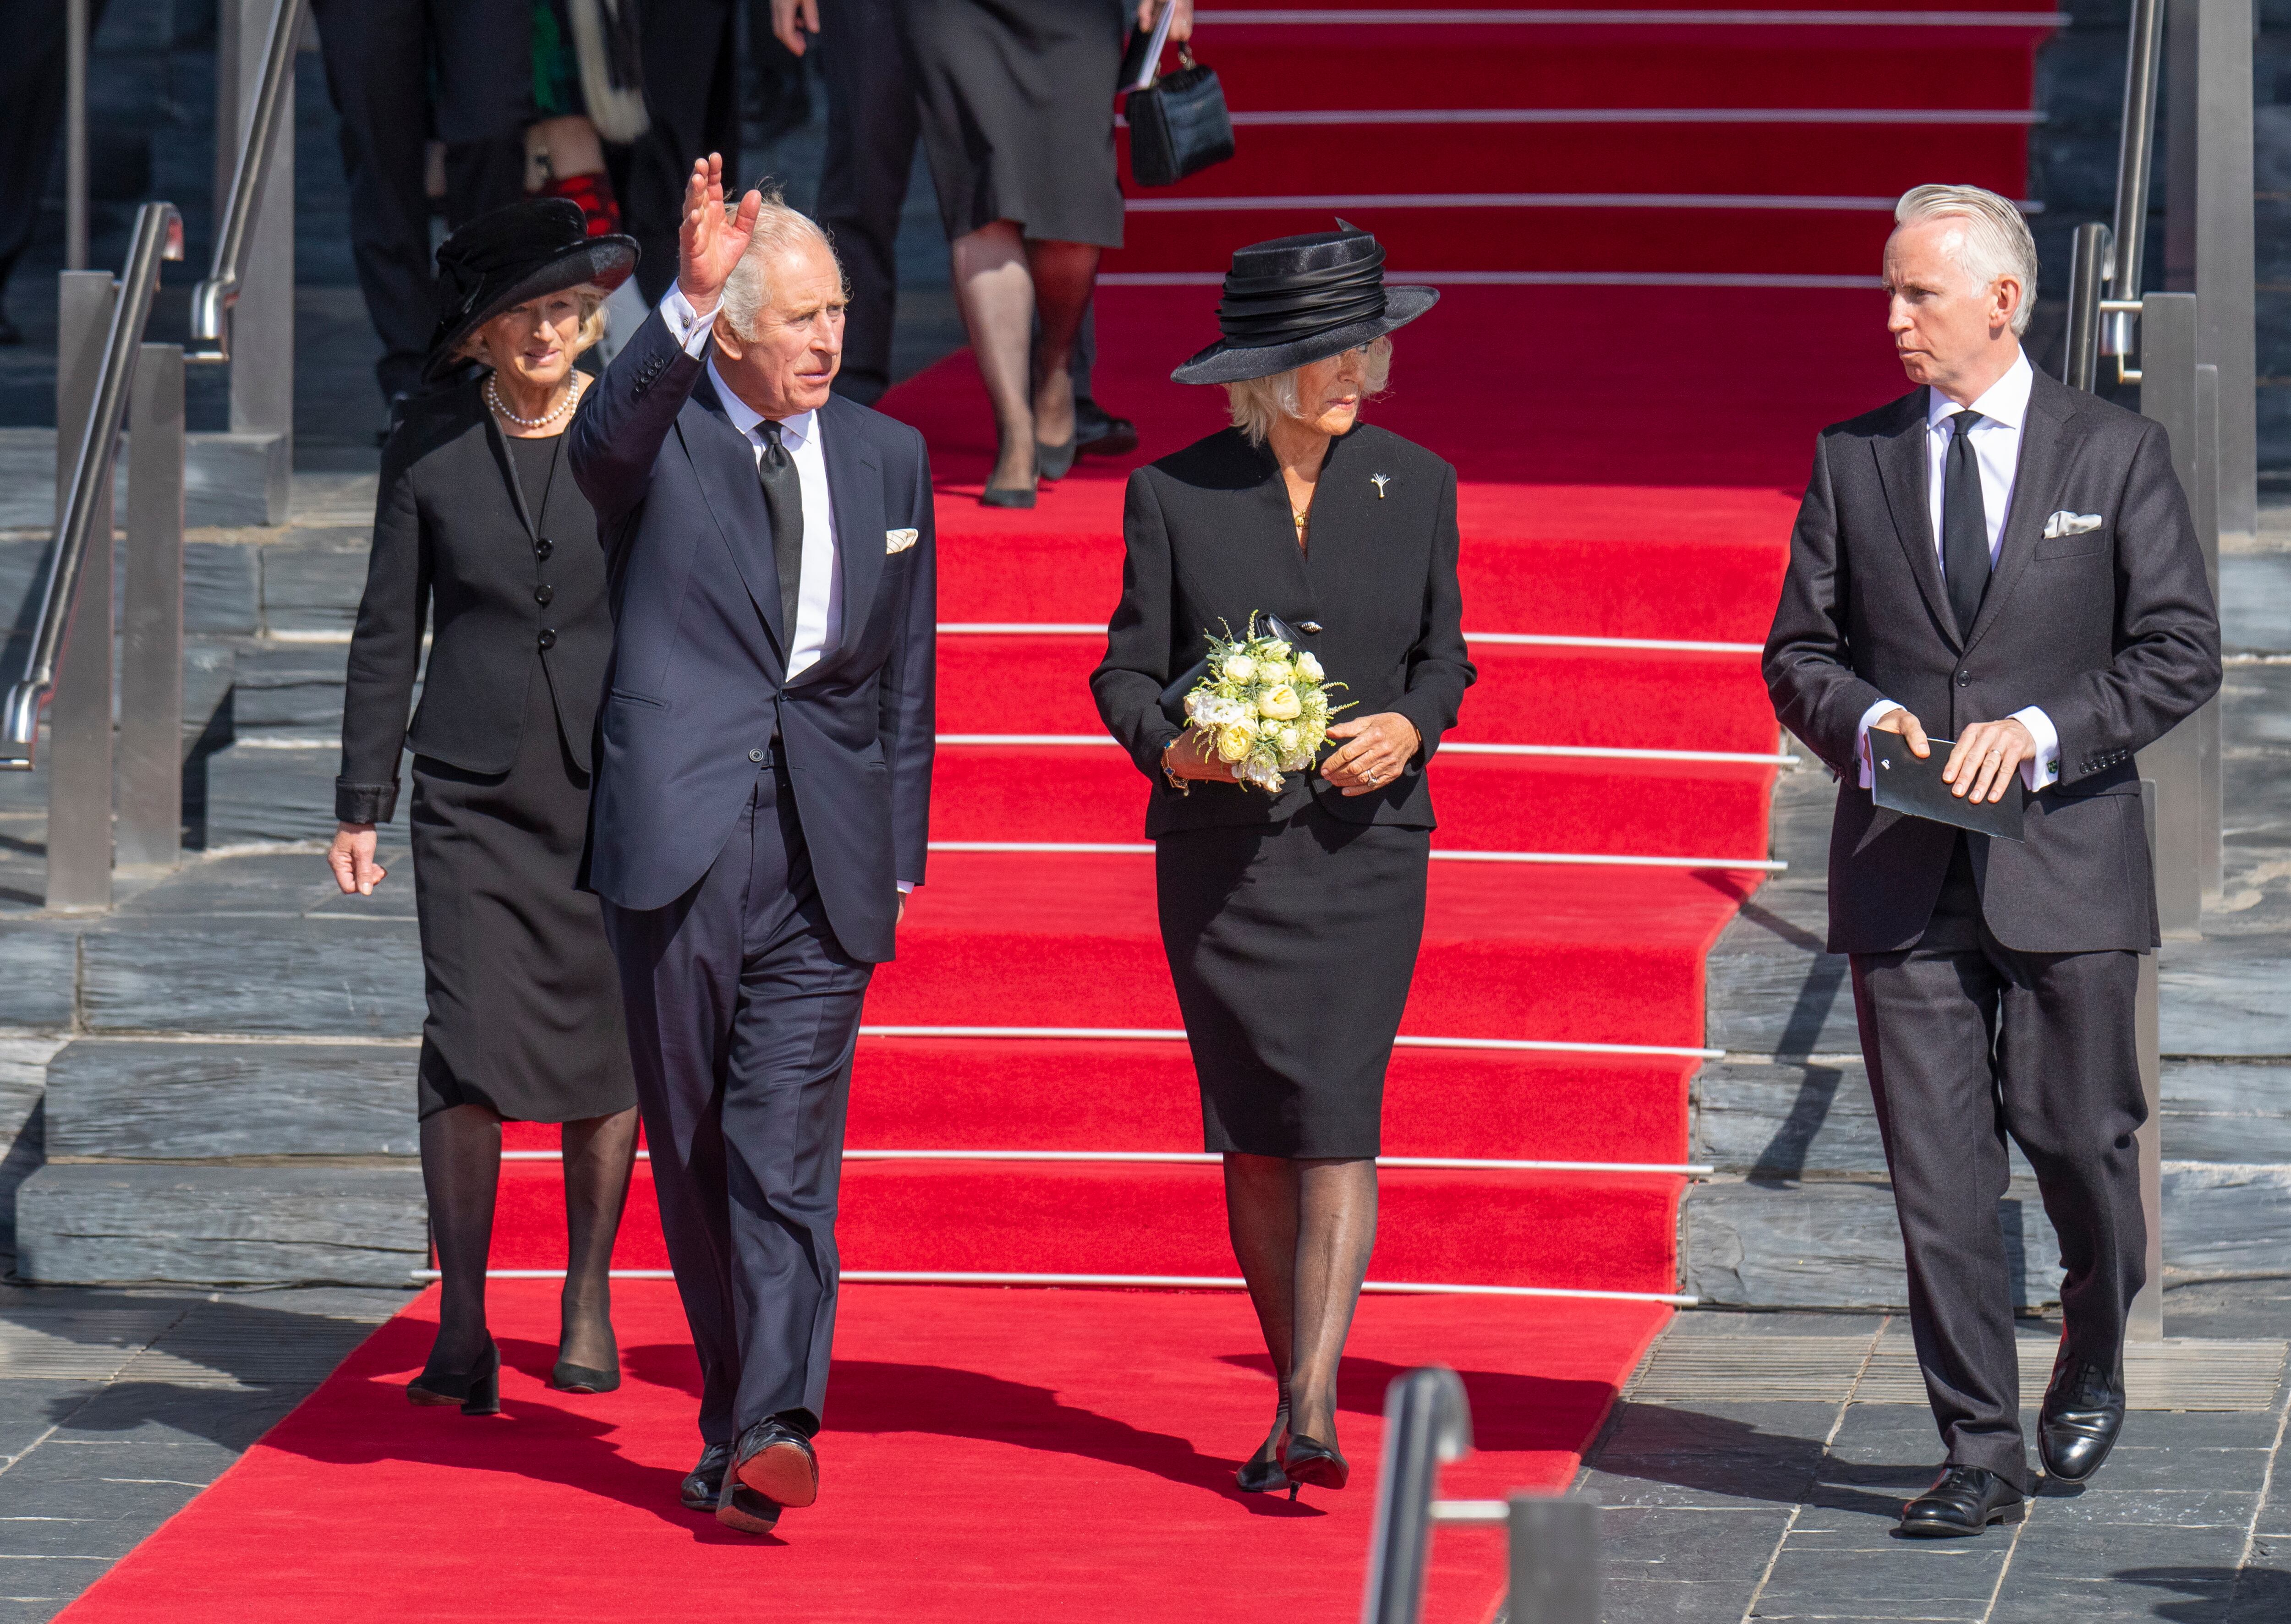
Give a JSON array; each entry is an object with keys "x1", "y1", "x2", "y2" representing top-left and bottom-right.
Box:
[
  {"x1": 420, "y1": 1103, "x2": 640, "y2": 1375},
  {"x1": 1223, "y1": 1154, "x2": 1379, "y2": 1459}
]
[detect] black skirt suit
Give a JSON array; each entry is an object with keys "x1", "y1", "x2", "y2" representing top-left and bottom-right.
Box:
[
  {"x1": 1091, "y1": 425, "x2": 1476, "y2": 1158},
  {"x1": 337, "y1": 382, "x2": 636, "y2": 1124}
]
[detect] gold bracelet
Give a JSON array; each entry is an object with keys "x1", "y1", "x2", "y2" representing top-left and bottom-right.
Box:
[{"x1": 1160, "y1": 737, "x2": 1192, "y2": 796}]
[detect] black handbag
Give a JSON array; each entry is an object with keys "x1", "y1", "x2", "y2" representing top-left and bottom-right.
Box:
[{"x1": 1123, "y1": 7, "x2": 1235, "y2": 188}]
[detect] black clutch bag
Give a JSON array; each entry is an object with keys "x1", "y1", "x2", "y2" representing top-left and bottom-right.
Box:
[
  {"x1": 1122, "y1": 5, "x2": 1235, "y2": 188},
  {"x1": 1159, "y1": 614, "x2": 1309, "y2": 727}
]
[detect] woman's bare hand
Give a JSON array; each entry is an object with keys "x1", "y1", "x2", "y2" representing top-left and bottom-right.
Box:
[
  {"x1": 1135, "y1": 0, "x2": 1193, "y2": 42},
  {"x1": 328, "y1": 822, "x2": 387, "y2": 896},
  {"x1": 1163, "y1": 728, "x2": 1238, "y2": 783},
  {"x1": 1322, "y1": 713, "x2": 1421, "y2": 796},
  {"x1": 675, "y1": 153, "x2": 762, "y2": 314}
]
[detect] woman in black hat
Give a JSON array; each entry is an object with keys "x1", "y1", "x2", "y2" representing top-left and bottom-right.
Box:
[
  {"x1": 1092, "y1": 225, "x2": 1475, "y2": 1500},
  {"x1": 329, "y1": 198, "x2": 643, "y2": 1413}
]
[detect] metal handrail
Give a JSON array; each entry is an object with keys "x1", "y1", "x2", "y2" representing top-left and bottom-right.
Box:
[
  {"x1": 0, "y1": 202, "x2": 183, "y2": 768},
  {"x1": 1363, "y1": 1368, "x2": 1474, "y2": 1624},
  {"x1": 188, "y1": 0, "x2": 306, "y2": 361},
  {"x1": 2102, "y1": 0, "x2": 2166, "y2": 363}
]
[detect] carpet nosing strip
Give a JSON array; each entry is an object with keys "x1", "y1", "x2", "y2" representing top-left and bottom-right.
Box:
[
  {"x1": 855, "y1": 1025, "x2": 1725, "y2": 1059},
  {"x1": 416, "y1": 1268, "x2": 1698, "y2": 1305},
  {"x1": 1101, "y1": 271, "x2": 1885, "y2": 289},
  {"x1": 1191, "y1": 8, "x2": 2069, "y2": 27},
  {"x1": 1198, "y1": 107, "x2": 2048, "y2": 125},
  {"x1": 937, "y1": 623, "x2": 1768, "y2": 654},
  {"x1": 927, "y1": 840, "x2": 1784, "y2": 870},
  {"x1": 1124, "y1": 191, "x2": 2038, "y2": 214},
  {"x1": 933, "y1": 733, "x2": 1798, "y2": 766},
  {"x1": 496, "y1": 1148, "x2": 1712, "y2": 1174}
]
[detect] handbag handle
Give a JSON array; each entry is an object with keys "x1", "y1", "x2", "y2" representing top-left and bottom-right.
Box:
[{"x1": 1129, "y1": 0, "x2": 1178, "y2": 91}]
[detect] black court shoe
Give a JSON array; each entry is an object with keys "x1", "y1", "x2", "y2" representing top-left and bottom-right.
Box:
[
  {"x1": 549, "y1": 1357, "x2": 621, "y2": 1394},
  {"x1": 2039, "y1": 1357, "x2": 2126, "y2": 1484},
  {"x1": 681, "y1": 1442, "x2": 732, "y2": 1512},
  {"x1": 1237, "y1": 1396, "x2": 1292, "y2": 1494},
  {"x1": 1282, "y1": 1434, "x2": 1350, "y2": 1499},
  {"x1": 1898, "y1": 1465, "x2": 2024, "y2": 1537},
  {"x1": 407, "y1": 1337, "x2": 501, "y2": 1416},
  {"x1": 1036, "y1": 433, "x2": 1079, "y2": 482},
  {"x1": 980, "y1": 443, "x2": 1040, "y2": 508}
]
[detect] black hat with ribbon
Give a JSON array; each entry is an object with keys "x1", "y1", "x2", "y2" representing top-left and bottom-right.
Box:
[
  {"x1": 423, "y1": 197, "x2": 639, "y2": 382},
  {"x1": 1170, "y1": 222, "x2": 1436, "y2": 386}
]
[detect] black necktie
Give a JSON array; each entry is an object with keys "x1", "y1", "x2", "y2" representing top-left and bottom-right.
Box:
[
  {"x1": 757, "y1": 419, "x2": 804, "y2": 649},
  {"x1": 1941, "y1": 409, "x2": 1989, "y2": 639}
]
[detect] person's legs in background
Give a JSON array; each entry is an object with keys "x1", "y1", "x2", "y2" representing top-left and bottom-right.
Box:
[
  {"x1": 815, "y1": 0, "x2": 918, "y2": 406},
  {"x1": 953, "y1": 223, "x2": 1096, "y2": 498},
  {"x1": 625, "y1": 0, "x2": 739, "y2": 302},
  {"x1": 0, "y1": 0, "x2": 114, "y2": 346},
  {"x1": 1062, "y1": 300, "x2": 1139, "y2": 457}
]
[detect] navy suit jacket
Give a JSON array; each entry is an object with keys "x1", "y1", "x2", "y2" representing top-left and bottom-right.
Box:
[{"x1": 567, "y1": 307, "x2": 936, "y2": 962}]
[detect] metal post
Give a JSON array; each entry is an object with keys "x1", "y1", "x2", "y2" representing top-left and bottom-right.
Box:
[
  {"x1": 2135, "y1": 291, "x2": 2203, "y2": 939},
  {"x1": 2165, "y1": 0, "x2": 2258, "y2": 551},
  {"x1": 2103, "y1": 0, "x2": 2166, "y2": 361},
  {"x1": 1506, "y1": 1498, "x2": 1600, "y2": 1624},
  {"x1": 1363, "y1": 1369, "x2": 1473, "y2": 1624},
  {"x1": 2130, "y1": 781, "x2": 2165, "y2": 1343},
  {"x1": 216, "y1": 0, "x2": 296, "y2": 521},
  {"x1": 2064, "y1": 223, "x2": 2110, "y2": 391},
  {"x1": 65, "y1": 0, "x2": 90, "y2": 271},
  {"x1": 118, "y1": 344, "x2": 184, "y2": 872},
  {"x1": 49, "y1": 273, "x2": 119, "y2": 912},
  {"x1": 2193, "y1": 361, "x2": 2222, "y2": 902}
]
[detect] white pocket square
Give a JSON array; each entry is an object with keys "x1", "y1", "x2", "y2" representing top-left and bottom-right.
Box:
[
  {"x1": 2042, "y1": 510, "x2": 2104, "y2": 539},
  {"x1": 885, "y1": 527, "x2": 918, "y2": 554}
]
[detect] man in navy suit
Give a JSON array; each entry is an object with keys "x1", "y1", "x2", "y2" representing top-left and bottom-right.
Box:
[{"x1": 568, "y1": 155, "x2": 935, "y2": 1535}]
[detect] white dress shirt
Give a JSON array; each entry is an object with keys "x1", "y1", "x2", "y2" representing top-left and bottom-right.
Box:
[
  {"x1": 658, "y1": 287, "x2": 843, "y2": 682},
  {"x1": 1855, "y1": 348, "x2": 2061, "y2": 794}
]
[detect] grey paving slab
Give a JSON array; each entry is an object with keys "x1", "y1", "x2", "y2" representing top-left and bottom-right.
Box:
[
  {"x1": 0, "y1": 932, "x2": 81, "y2": 1034},
  {"x1": 198, "y1": 744, "x2": 347, "y2": 848},
  {"x1": 1695, "y1": 1060, "x2": 1885, "y2": 1176},
  {"x1": 257, "y1": 537, "x2": 373, "y2": 637},
  {"x1": 44, "y1": 1040, "x2": 416, "y2": 1159},
  {"x1": 77, "y1": 918, "x2": 422, "y2": 1036}
]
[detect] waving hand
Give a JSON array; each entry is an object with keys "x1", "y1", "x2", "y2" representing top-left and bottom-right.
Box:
[{"x1": 676, "y1": 153, "x2": 762, "y2": 317}]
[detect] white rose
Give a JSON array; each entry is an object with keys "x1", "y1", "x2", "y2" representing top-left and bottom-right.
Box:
[
  {"x1": 1258, "y1": 684, "x2": 1303, "y2": 722},
  {"x1": 1257, "y1": 659, "x2": 1292, "y2": 684},
  {"x1": 1221, "y1": 654, "x2": 1257, "y2": 683},
  {"x1": 1277, "y1": 727, "x2": 1301, "y2": 753},
  {"x1": 1296, "y1": 652, "x2": 1324, "y2": 681},
  {"x1": 1183, "y1": 691, "x2": 1203, "y2": 719},
  {"x1": 1263, "y1": 640, "x2": 1292, "y2": 658},
  {"x1": 1215, "y1": 723, "x2": 1254, "y2": 762},
  {"x1": 1258, "y1": 717, "x2": 1283, "y2": 738}
]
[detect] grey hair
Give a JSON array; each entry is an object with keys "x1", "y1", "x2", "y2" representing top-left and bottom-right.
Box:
[
  {"x1": 717, "y1": 187, "x2": 844, "y2": 339},
  {"x1": 1224, "y1": 337, "x2": 1394, "y2": 445},
  {"x1": 1893, "y1": 183, "x2": 2039, "y2": 336}
]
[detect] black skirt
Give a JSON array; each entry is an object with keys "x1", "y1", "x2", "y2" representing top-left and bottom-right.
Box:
[
  {"x1": 903, "y1": 0, "x2": 1126, "y2": 249},
  {"x1": 409, "y1": 664, "x2": 635, "y2": 1122},
  {"x1": 1156, "y1": 802, "x2": 1430, "y2": 1159}
]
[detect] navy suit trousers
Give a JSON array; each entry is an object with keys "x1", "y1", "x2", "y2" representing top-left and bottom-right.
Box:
[{"x1": 600, "y1": 755, "x2": 872, "y2": 1443}]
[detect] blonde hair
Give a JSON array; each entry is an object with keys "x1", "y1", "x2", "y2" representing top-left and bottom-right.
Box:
[
  {"x1": 1893, "y1": 184, "x2": 2039, "y2": 336},
  {"x1": 718, "y1": 186, "x2": 846, "y2": 339},
  {"x1": 1224, "y1": 337, "x2": 1393, "y2": 446},
  {"x1": 460, "y1": 283, "x2": 608, "y2": 365}
]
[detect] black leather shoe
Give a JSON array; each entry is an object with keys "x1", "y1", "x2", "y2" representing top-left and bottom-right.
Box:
[
  {"x1": 715, "y1": 1473, "x2": 782, "y2": 1535},
  {"x1": 731, "y1": 1416, "x2": 819, "y2": 1510},
  {"x1": 680, "y1": 1442, "x2": 731, "y2": 1511},
  {"x1": 1074, "y1": 398, "x2": 1138, "y2": 458},
  {"x1": 1898, "y1": 1465, "x2": 2025, "y2": 1537},
  {"x1": 2039, "y1": 1356, "x2": 2126, "y2": 1483}
]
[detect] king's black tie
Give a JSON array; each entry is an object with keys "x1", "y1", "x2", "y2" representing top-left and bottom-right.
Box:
[
  {"x1": 1942, "y1": 409, "x2": 1989, "y2": 639},
  {"x1": 757, "y1": 419, "x2": 805, "y2": 649}
]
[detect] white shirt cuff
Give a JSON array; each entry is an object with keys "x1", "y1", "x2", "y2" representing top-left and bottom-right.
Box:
[
  {"x1": 897, "y1": 881, "x2": 915, "y2": 894},
  {"x1": 2011, "y1": 705, "x2": 2061, "y2": 792},
  {"x1": 1855, "y1": 698, "x2": 1900, "y2": 790},
  {"x1": 660, "y1": 287, "x2": 716, "y2": 357}
]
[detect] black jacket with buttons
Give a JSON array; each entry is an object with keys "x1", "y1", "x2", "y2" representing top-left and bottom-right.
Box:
[
  {"x1": 335, "y1": 379, "x2": 612, "y2": 822},
  {"x1": 1092, "y1": 423, "x2": 1475, "y2": 837},
  {"x1": 1764, "y1": 365, "x2": 2221, "y2": 953}
]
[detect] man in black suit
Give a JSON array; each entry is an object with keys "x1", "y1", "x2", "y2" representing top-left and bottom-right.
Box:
[
  {"x1": 568, "y1": 155, "x2": 936, "y2": 1535},
  {"x1": 1765, "y1": 184, "x2": 2219, "y2": 1535}
]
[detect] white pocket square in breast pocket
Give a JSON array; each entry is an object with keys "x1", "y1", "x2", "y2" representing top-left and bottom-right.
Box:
[
  {"x1": 2042, "y1": 510, "x2": 2105, "y2": 539},
  {"x1": 885, "y1": 527, "x2": 918, "y2": 554}
]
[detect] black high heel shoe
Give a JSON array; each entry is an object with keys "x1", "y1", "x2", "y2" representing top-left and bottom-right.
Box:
[
  {"x1": 1035, "y1": 433, "x2": 1079, "y2": 483},
  {"x1": 980, "y1": 443, "x2": 1039, "y2": 508},
  {"x1": 548, "y1": 1356, "x2": 621, "y2": 1394},
  {"x1": 1282, "y1": 1434, "x2": 1349, "y2": 1499},
  {"x1": 1236, "y1": 1395, "x2": 1292, "y2": 1494},
  {"x1": 408, "y1": 1337, "x2": 501, "y2": 1416}
]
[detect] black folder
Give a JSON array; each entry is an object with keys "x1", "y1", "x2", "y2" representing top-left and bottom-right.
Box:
[{"x1": 1869, "y1": 731, "x2": 2027, "y2": 842}]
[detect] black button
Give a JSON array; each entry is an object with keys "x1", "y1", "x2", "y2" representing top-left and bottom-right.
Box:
[
  {"x1": 537, "y1": 629, "x2": 556, "y2": 651},
  {"x1": 535, "y1": 538, "x2": 554, "y2": 559},
  {"x1": 749, "y1": 748, "x2": 766, "y2": 763},
  {"x1": 535, "y1": 584, "x2": 554, "y2": 606},
  {"x1": 1957, "y1": 673, "x2": 1970, "y2": 687}
]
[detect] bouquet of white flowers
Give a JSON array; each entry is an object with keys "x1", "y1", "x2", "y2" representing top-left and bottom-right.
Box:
[{"x1": 1177, "y1": 614, "x2": 1348, "y2": 793}]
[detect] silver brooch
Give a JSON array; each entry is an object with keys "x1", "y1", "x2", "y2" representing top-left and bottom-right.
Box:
[{"x1": 1371, "y1": 474, "x2": 1390, "y2": 498}]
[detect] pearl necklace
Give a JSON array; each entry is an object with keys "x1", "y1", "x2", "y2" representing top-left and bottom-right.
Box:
[{"x1": 486, "y1": 371, "x2": 583, "y2": 430}]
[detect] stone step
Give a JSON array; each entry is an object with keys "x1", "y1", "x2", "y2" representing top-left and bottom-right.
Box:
[
  {"x1": 80, "y1": 915, "x2": 422, "y2": 1037},
  {"x1": 44, "y1": 1040, "x2": 416, "y2": 1159},
  {"x1": 13, "y1": 1162, "x2": 424, "y2": 1287}
]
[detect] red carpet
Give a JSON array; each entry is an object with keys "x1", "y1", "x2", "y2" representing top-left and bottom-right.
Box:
[
  {"x1": 55, "y1": 1283, "x2": 1666, "y2": 1623},
  {"x1": 60, "y1": 4, "x2": 2049, "y2": 1616}
]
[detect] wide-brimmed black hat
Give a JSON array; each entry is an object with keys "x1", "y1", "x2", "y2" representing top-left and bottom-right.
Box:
[
  {"x1": 1171, "y1": 223, "x2": 1437, "y2": 386},
  {"x1": 423, "y1": 197, "x2": 639, "y2": 381}
]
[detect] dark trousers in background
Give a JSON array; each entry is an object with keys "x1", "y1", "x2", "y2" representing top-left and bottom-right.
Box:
[
  {"x1": 1851, "y1": 838, "x2": 2148, "y2": 1493},
  {"x1": 310, "y1": 0, "x2": 528, "y2": 404},
  {"x1": 814, "y1": 0, "x2": 1097, "y2": 406},
  {"x1": 625, "y1": 0, "x2": 741, "y2": 303},
  {"x1": 599, "y1": 760, "x2": 872, "y2": 1443},
  {"x1": 0, "y1": 0, "x2": 114, "y2": 321}
]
